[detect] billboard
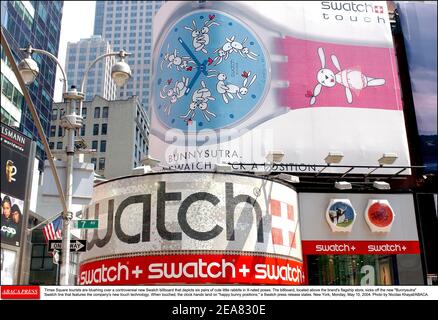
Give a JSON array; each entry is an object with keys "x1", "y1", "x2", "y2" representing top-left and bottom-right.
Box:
[
  {"x1": 1, "y1": 123, "x2": 32, "y2": 247},
  {"x1": 78, "y1": 172, "x2": 303, "y2": 285},
  {"x1": 398, "y1": 2, "x2": 437, "y2": 173},
  {"x1": 149, "y1": 1, "x2": 410, "y2": 173}
]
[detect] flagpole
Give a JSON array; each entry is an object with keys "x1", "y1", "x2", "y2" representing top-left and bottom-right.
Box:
[
  {"x1": 27, "y1": 212, "x2": 63, "y2": 232},
  {"x1": 55, "y1": 253, "x2": 61, "y2": 285}
]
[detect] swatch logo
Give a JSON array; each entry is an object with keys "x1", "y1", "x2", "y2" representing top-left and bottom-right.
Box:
[{"x1": 321, "y1": 1, "x2": 386, "y2": 24}]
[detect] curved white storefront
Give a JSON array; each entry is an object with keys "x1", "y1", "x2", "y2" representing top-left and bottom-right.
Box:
[{"x1": 78, "y1": 172, "x2": 303, "y2": 285}]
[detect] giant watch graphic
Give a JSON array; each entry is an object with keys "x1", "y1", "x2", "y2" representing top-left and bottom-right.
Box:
[{"x1": 153, "y1": 10, "x2": 269, "y2": 132}]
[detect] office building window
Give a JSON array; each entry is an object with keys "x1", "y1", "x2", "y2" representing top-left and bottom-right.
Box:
[
  {"x1": 49, "y1": 142, "x2": 54, "y2": 149},
  {"x1": 58, "y1": 126, "x2": 63, "y2": 137},
  {"x1": 94, "y1": 107, "x2": 100, "y2": 118},
  {"x1": 57, "y1": 142, "x2": 63, "y2": 150},
  {"x1": 99, "y1": 158, "x2": 105, "y2": 170},
  {"x1": 52, "y1": 109, "x2": 58, "y2": 120},
  {"x1": 92, "y1": 140, "x2": 98, "y2": 150},
  {"x1": 80, "y1": 125, "x2": 86, "y2": 136},
  {"x1": 100, "y1": 140, "x2": 106, "y2": 152},
  {"x1": 91, "y1": 157, "x2": 97, "y2": 170},
  {"x1": 50, "y1": 126, "x2": 56, "y2": 137},
  {"x1": 102, "y1": 106, "x2": 109, "y2": 118},
  {"x1": 82, "y1": 107, "x2": 87, "y2": 119},
  {"x1": 93, "y1": 124, "x2": 99, "y2": 135},
  {"x1": 101, "y1": 123, "x2": 107, "y2": 135}
]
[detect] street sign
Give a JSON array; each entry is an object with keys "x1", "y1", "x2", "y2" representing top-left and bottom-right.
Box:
[
  {"x1": 72, "y1": 219, "x2": 99, "y2": 229},
  {"x1": 48, "y1": 240, "x2": 87, "y2": 252}
]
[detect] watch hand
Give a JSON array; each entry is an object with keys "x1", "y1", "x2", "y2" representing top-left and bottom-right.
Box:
[
  {"x1": 185, "y1": 69, "x2": 201, "y2": 95},
  {"x1": 178, "y1": 37, "x2": 201, "y2": 66},
  {"x1": 199, "y1": 59, "x2": 208, "y2": 76},
  {"x1": 185, "y1": 60, "x2": 208, "y2": 95}
]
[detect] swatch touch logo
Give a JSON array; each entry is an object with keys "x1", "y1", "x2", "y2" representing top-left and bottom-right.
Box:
[{"x1": 321, "y1": 1, "x2": 387, "y2": 24}]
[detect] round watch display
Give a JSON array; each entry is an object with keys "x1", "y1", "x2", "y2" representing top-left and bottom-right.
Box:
[{"x1": 153, "y1": 10, "x2": 269, "y2": 132}]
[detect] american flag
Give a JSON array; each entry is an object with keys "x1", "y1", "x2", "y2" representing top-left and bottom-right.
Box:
[{"x1": 43, "y1": 216, "x2": 63, "y2": 242}]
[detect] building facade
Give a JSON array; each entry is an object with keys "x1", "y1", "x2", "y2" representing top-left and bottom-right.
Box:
[
  {"x1": 78, "y1": 1, "x2": 436, "y2": 285},
  {"x1": 93, "y1": 0, "x2": 164, "y2": 111},
  {"x1": 1, "y1": 1, "x2": 63, "y2": 163},
  {"x1": 50, "y1": 95, "x2": 150, "y2": 179},
  {"x1": 65, "y1": 36, "x2": 117, "y2": 101}
]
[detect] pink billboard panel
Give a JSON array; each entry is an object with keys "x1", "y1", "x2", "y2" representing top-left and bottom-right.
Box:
[{"x1": 276, "y1": 36, "x2": 402, "y2": 111}]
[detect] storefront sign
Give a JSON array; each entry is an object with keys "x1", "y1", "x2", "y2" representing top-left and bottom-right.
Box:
[
  {"x1": 79, "y1": 254, "x2": 304, "y2": 285},
  {"x1": 326, "y1": 199, "x2": 356, "y2": 232},
  {"x1": 79, "y1": 173, "x2": 303, "y2": 285},
  {"x1": 365, "y1": 199, "x2": 395, "y2": 232},
  {"x1": 1, "y1": 124, "x2": 32, "y2": 247},
  {"x1": 149, "y1": 1, "x2": 410, "y2": 174},
  {"x1": 302, "y1": 240, "x2": 420, "y2": 255}
]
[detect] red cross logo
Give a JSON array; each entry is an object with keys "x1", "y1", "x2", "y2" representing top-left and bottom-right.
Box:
[
  {"x1": 270, "y1": 199, "x2": 296, "y2": 248},
  {"x1": 374, "y1": 6, "x2": 384, "y2": 14}
]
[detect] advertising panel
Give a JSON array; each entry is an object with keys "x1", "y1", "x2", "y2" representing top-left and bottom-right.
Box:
[
  {"x1": 149, "y1": 1, "x2": 410, "y2": 173},
  {"x1": 398, "y1": 2, "x2": 437, "y2": 173},
  {"x1": 1, "y1": 123, "x2": 31, "y2": 247},
  {"x1": 0, "y1": 248, "x2": 17, "y2": 285},
  {"x1": 0, "y1": 193, "x2": 24, "y2": 247},
  {"x1": 78, "y1": 172, "x2": 303, "y2": 285},
  {"x1": 299, "y1": 193, "x2": 420, "y2": 255}
]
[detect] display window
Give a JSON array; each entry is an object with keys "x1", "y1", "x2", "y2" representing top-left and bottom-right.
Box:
[{"x1": 307, "y1": 255, "x2": 397, "y2": 285}]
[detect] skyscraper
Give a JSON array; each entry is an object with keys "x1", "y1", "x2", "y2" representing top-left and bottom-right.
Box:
[
  {"x1": 93, "y1": 0, "x2": 164, "y2": 111},
  {"x1": 1, "y1": 1, "x2": 63, "y2": 163},
  {"x1": 65, "y1": 36, "x2": 117, "y2": 101}
]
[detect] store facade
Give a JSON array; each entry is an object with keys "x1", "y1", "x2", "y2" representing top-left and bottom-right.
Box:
[
  {"x1": 78, "y1": 172, "x2": 304, "y2": 285},
  {"x1": 299, "y1": 192, "x2": 423, "y2": 285}
]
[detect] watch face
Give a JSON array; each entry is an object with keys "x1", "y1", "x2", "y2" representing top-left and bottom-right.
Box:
[{"x1": 154, "y1": 10, "x2": 268, "y2": 132}]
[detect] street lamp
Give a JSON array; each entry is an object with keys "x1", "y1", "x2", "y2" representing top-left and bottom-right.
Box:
[
  {"x1": 111, "y1": 55, "x2": 132, "y2": 87},
  {"x1": 18, "y1": 44, "x2": 132, "y2": 285},
  {"x1": 17, "y1": 45, "x2": 39, "y2": 84},
  {"x1": 315, "y1": 151, "x2": 344, "y2": 177}
]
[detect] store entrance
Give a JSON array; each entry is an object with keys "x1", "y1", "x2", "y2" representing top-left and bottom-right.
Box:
[{"x1": 307, "y1": 255, "x2": 399, "y2": 285}]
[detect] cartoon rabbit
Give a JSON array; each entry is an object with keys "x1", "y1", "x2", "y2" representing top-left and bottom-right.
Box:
[
  {"x1": 180, "y1": 81, "x2": 216, "y2": 121},
  {"x1": 185, "y1": 18, "x2": 220, "y2": 54},
  {"x1": 310, "y1": 47, "x2": 386, "y2": 105},
  {"x1": 208, "y1": 70, "x2": 256, "y2": 103},
  {"x1": 237, "y1": 71, "x2": 257, "y2": 98},
  {"x1": 159, "y1": 77, "x2": 189, "y2": 115},
  {"x1": 213, "y1": 36, "x2": 258, "y2": 65},
  {"x1": 173, "y1": 76, "x2": 189, "y2": 99},
  {"x1": 161, "y1": 44, "x2": 194, "y2": 71},
  {"x1": 207, "y1": 71, "x2": 234, "y2": 103}
]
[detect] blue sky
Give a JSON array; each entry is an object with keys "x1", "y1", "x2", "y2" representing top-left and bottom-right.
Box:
[{"x1": 54, "y1": 1, "x2": 96, "y2": 102}]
